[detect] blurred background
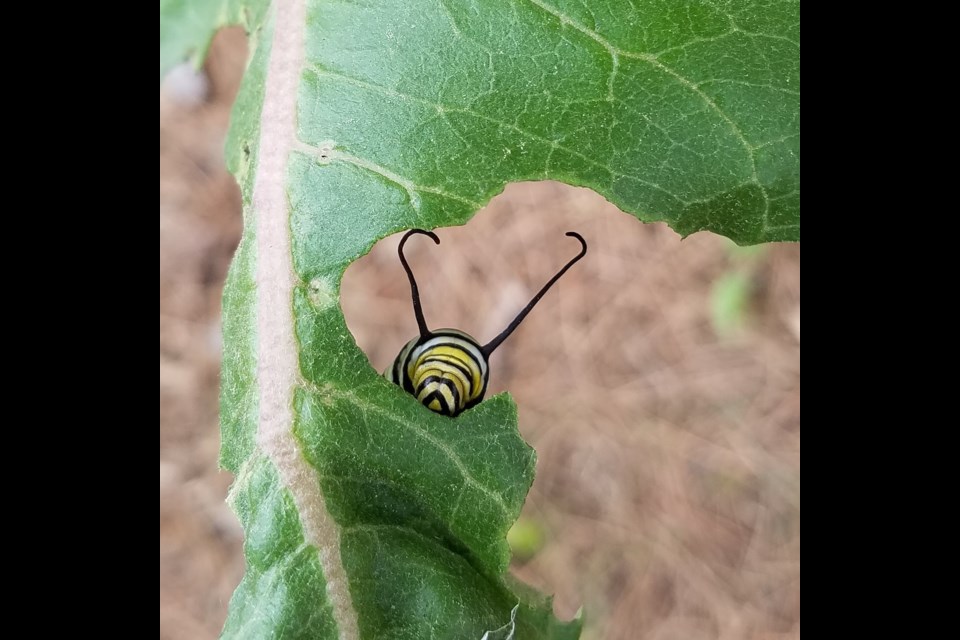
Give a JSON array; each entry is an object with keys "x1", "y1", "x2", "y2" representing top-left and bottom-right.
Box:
[{"x1": 160, "y1": 30, "x2": 800, "y2": 640}]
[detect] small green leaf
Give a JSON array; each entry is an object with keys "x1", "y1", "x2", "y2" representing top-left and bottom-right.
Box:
[
  {"x1": 711, "y1": 271, "x2": 752, "y2": 338},
  {"x1": 508, "y1": 517, "x2": 548, "y2": 561},
  {"x1": 160, "y1": 1, "x2": 799, "y2": 637}
]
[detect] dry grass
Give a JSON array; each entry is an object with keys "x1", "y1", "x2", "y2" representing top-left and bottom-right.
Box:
[{"x1": 160, "y1": 31, "x2": 800, "y2": 640}]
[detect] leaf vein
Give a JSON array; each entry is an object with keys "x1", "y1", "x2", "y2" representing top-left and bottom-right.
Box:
[
  {"x1": 522, "y1": 0, "x2": 774, "y2": 225},
  {"x1": 308, "y1": 65, "x2": 686, "y2": 204},
  {"x1": 295, "y1": 142, "x2": 484, "y2": 210},
  {"x1": 300, "y1": 381, "x2": 511, "y2": 518}
]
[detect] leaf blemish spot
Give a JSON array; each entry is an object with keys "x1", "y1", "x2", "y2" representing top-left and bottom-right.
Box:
[
  {"x1": 316, "y1": 139, "x2": 336, "y2": 164},
  {"x1": 307, "y1": 276, "x2": 337, "y2": 310}
]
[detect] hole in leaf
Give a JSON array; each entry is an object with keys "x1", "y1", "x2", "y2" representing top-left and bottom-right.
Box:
[{"x1": 342, "y1": 181, "x2": 671, "y2": 400}]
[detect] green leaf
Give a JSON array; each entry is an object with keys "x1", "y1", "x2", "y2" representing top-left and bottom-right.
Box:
[
  {"x1": 710, "y1": 271, "x2": 751, "y2": 338},
  {"x1": 159, "y1": 0, "x2": 270, "y2": 79},
  {"x1": 160, "y1": 0, "x2": 224, "y2": 78},
  {"x1": 710, "y1": 242, "x2": 766, "y2": 338},
  {"x1": 508, "y1": 517, "x2": 548, "y2": 562},
  {"x1": 161, "y1": 0, "x2": 799, "y2": 637}
]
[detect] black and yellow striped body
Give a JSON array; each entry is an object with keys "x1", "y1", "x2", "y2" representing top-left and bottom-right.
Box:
[{"x1": 386, "y1": 329, "x2": 489, "y2": 417}]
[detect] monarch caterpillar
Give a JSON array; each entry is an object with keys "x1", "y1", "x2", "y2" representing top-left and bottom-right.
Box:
[{"x1": 386, "y1": 229, "x2": 587, "y2": 417}]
